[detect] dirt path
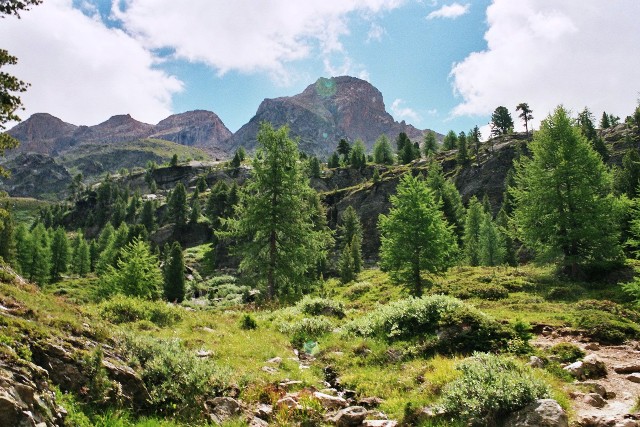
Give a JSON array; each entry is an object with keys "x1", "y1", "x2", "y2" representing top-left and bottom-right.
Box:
[{"x1": 533, "y1": 335, "x2": 640, "y2": 426}]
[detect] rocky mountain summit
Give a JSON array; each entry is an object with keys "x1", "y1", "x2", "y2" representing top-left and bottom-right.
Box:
[
  {"x1": 228, "y1": 76, "x2": 437, "y2": 157},
  {"x1": 7, "y1": 110, "x2": 232, "y2": 157}
]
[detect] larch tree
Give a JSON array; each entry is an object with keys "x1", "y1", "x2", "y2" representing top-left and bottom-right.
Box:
[
  {"x1": 219, "y1": 122, "x2": 333, "y2": 301},
  {"x1": 373, "y1": 135, "x2": 395, "y2": 165},
  {"x1": 350, "y1": 139, "x2": 367, "y2": 169},
  {"x1": 426, "y1": 161, "x2": 465, "y2": 243},
  {"x1": 463, "y1": 196, "x2": 484, "y2": 266},
  {"x1": 479, "y1": 214, "x2": 505, "y2": 266},
  {"x1": 337, "y1": 205, "x2": 363, "y2": 281},
  {"x1": 49, "y1": 227, "x2": 69, "y2": 281},
  {"x1": 510, "y1": 106, "x2": 622, "y2": 275},
  {"x1": 101, "y1": 238, "x2": 162, "y2": 299},
  {"x1": 470, "y1": 126, "x2": 482, "y2": 165},
  {"x1": 378, "y1": 173, "x2": 457, "y2": 296},
  {"x1": 443, "y1": 130, "x2": 457, "y2": 150},
  {"x1": 423, "y1": 131, "x2": 438, "y2": 157},
  {"x1": 168, "y1": 182, "x2": 188, "y2": 229},
  {"x1": 456, "y1": 131, "x2": 469, "y2": 166}
]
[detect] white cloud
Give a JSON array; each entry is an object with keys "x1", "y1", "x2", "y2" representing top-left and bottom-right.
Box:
[
  {"x1": 450, "y1": 0, "x2": 640, "y2": 131},
  {"x1": 0, "y1": 0, "x2": 182, "y2": 125},
  {"x1": 391, "y1": 99, "x2": 420, "y2": 123},
  {"x1": 367, "y1": 23, "x2": 386, "y2": 42},
  {"x1": 112, "y1": 0, "x2": 404, "y2": 83},
  {"x1": 427, "y1": 2, "x2": 470, "y2": 20}
]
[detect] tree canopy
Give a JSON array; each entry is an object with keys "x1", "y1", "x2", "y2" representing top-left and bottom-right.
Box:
[
  {"x1": 219, "y1": 122, "x2": 333, "y2": 301},
  {"x1": 491, "y1": 106, "x2": 514, "y2": 137},
  {"x1": 378, "y1": 173, "x2": 457, "y2": 296},
  {"x1": 510, "y1": 106, "x2": 622, "y2": 275}
]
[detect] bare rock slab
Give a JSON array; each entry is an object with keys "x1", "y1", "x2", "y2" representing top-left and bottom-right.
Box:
[{"x1": 504, "y1": 399, "x2": 568, "y2": 427}]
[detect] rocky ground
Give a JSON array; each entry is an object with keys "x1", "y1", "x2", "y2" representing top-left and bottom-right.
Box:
[{"x1": 534, "y1": 333, "x2": 640, "y2": 427}]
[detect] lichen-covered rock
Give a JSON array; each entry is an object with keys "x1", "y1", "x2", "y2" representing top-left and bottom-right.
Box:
[
  {"x1": 504, "y1": 399, "x2": 568, "y2": 427},
  {"x1": 329, "y1": 406, "x2": 368, "y2": 427}
]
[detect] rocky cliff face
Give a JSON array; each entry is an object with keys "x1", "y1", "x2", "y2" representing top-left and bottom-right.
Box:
[
  {"x1": 151, "y1": 110, "x2": 232, "y2": 157},
  {"x1": 7, "y1": 111, "x2": 232, "y2": 157},
  {"x1": 228, "y1": 76, "x2": 435, "y2": 157},
  {"x1": 0, "y1": 153, "x2": 72, "y2": 200}
]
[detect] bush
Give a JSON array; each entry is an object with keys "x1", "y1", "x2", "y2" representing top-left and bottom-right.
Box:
[
  {"x1": 344, "y1": 295, "x2": 513, "y2": 354},
  {"x1": 279, "y1": 317, "x2": 334, "y2": 348},
  {"x1": 99, "y1": 295, "x2": 183, "y2": 327},
  {"x1": 548, "y1": 342, "x2": 585, "y2": 363},
  {"x1": 240, "y1": 314, "x2": 257, "y2": 330},
  {"x1": 119, "y1": 334, "x2": 230, "y2": 420},
  {"x1": 439, "y1": 353, "x2": 549, "y2": 425},
  {"x1": 574, "y1": 309, "x2": 640, "y2": 344},
  {"x1": 297, "y1": 296, "x2": 345, "y2": 318},
  {"x1": 344, "y1": 281, "x2": 372, "y2": 299}
]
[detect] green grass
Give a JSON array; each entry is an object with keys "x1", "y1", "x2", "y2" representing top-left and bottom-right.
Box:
[{"x1": 3, "y1": 196, "x2": 52, "y2": 225}]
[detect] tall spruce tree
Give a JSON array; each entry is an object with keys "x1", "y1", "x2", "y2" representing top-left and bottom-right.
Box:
[
  {"x1": 423, "y1": 131, "x2": 438, "y2": 157},
  {"x1": 378, "y1": 173, "x2": 457, "y2": 296},
  {"x1": 479, "y1": 214, "x2": 505, "y2": 266},
  {"x1": 101, "y1": 238, "x2": 162, "y2": 299},
  {"x1": 164, "y1": 242, "x2": 185, "y2": 303},
  {"x1": 443, "y1": 130, "x2": 457, "y2": 150},
  {"x1": 456, "y1": 131, "x2": 469, "y2": 166},
  {"x1": 350, "y1": 139, "x2": 367, "y2": 169},
  {"x1": 219, "y1": 123, "x2": 333, "y2": 301},
  {"x1": 510, "y1": 106, "x2": 622, "y2": 275},
  {"x1": 426, "y1": 161, "x2": 465, "y2": 243},
  {"x1": 168, "y1": 182, "x2": 188, "y2": 229},
  {"x1": 491, "y1": 106, "x2": 514, "y2": 137}
]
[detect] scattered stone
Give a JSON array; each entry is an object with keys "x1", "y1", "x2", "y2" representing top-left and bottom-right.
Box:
[
  {"x1": 421, "y1": 406, "x2": 446, "y2": 417},
  {"x1": 279, "y1": 380, "x2": 303, "y2": 390},
  {"x1": 363, "y1": 420, "x2": 398, "y2": 427},
  {"x1": 581, "y1": 382, "x2": 607, "y2": 398},
  {"x1": 585, "y1": 342, "x2": 600, "y2": 351},
  {"x1": 626, "y1": 373, "x2": 640, "y2": 383},
  {"x1": 605, "y1": 391, "x2": 617, "y2": 399},
  {"x1": 206, "y1": 397, "x2": 241, "y2": 424},
  {"x1": 261, "y1": 366, "x2": 278, "y2": 374},
  {"x1": 564, "y1": 361, "x2": 584, "y2": 378},
  {"x1": 266, "y1": 357, "x2": 282, "y2": 364},
  {"x1": 583, "y1": 393, "x2": 606, "y2": 408},
  {"x1": 276, "y1": 396, "x2": 298, "y2": 409},
  {"x1": 249, "y1": 416, "x2": 269, "y2": 427},
  {"x1": 542, "y1": 326, "x2": 554, "y2": 336},
  {"x1": 503, "y1": 399, "x2": 568, "y2": 427},
  {"x1": 101, "y1": 358, "x2": 151, "y2": 407},
  {"x1": 196, "y1": 350, "x2": 213, "y2": 358},
  {"x1": 329, "y1": 406, "x2": 368, "y2": 427},
  {"x1": 255, "y1": 403, "x2": 273, "y2": 420},
  {"x1": 358, "y1": 396, "x2": 383, "y2": 408},
  {"x1": 614, "y1": 364, "x2": 640, "y2": 374},
  {"x1": 529, "y1": 356, "x2": 545, "y2": 368},
  {"x1": 313, "y1": 391, "x2": 348, "y2": 409},
  {"x1": 582, "y1": 354, "x2": 608, "y2": 379}
]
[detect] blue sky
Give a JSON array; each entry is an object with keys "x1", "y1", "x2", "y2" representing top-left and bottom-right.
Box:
[{"x1": 2, "y1": 0, "x2": 639, "y2": 138}]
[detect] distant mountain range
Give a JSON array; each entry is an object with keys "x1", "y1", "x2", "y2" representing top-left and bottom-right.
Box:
[{"x1": 6, "y1": 76, "x2": 439, "y2": 160}]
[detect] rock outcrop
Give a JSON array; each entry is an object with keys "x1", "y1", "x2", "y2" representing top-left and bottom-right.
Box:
[
  {"x1": 0, "y1": 152, "x2": 72, "y2": 200},
  {"x1": 228, "y1": 76, "x2": 438, "y2": 157},
  {"x1": 151, "y1": 110, "x2": 232, "y2": 156}
]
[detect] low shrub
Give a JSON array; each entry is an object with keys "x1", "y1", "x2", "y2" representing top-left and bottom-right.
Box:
[
  {"x1": 297, "y1": 296, "x2": 345, "y2": 318},
  {"x1": 344, "y1": 295, "x2": 513, "y2": 354},
  {"x1": 240, "y1": 314, "x2": 257, "y2": 330},
  {"x1": 439, "y1": 353, "x2": 549, "y2": 426},
  {"x1": 99, "y1": 295, "x2": 183, "y2": 327},
  {"x1": 548, "y1": 342, "x2": 585, "y2": 363},
  {"x1": 118, "y1": 334, "x2": 230, "y2": 420},
  {"x1": 574, "y1": 309, "x2": 640, "y2": 344},
  {"x1": 279, "y1": 317, "x2": 334, "y2": 348}
]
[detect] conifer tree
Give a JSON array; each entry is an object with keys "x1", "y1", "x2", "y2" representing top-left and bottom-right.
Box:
[
  {"x1": 516, "y1": 103, "x2": 533, "y2": 137},
  {"x1": 496, "y1": 206, "x2": 518, "y2": 266},
  {"x1": 49, "y1": 227, "x2": 69, "y2": 281},
  {"x1": 479, "y1": 214, "x2": 505, "y2": 266},
  {"x1": 491, "y1": 106, "x2": 514, "y2": 137},
  {"x1": 168, "y1": 182, "x2": 188, "y2": 229},
  {"x1": 28, "y1": 223, "x2": 51, "y2": 284},
  {"x1": 164, "y1": 241, "x2": 185, "y2": 303},
  {"x1": 443, "y1": 130, "x2": 457, "y2": 150},
  {"x1": 350, "y1": 139, "x2": 367, "y2": 169},
  {"x1": 170, "y1": 154, "x2": 179, "y2": 167},
  {"x1": 206, "y1": 180, "x2": 229, "y2": 229},
  {"x1": 230, "y1": 150, "x2": 242, "y2": 168},
  {"x1": 338, "y1": 242, "x2": 355, "y2": 283},
  {"x1": 72, "y1": 236, "x2": 91, "y2": 276},
  {"x1": 337, "y1": 206, "x2": 363, "y2": 277},
  {"x1": 350, "y1": 233, "x2": 363, "y2": 274},
  {"x1": 600, "y1": 112, "x2": 611, "y2": 129},
  {"x1": 89, "y1": 240, "x2": 100, "y2": 272},
  {"x1": 140, "y1": 199, "x2": 156, "y2": 232},
  {"x1": 101, "y1": 238, "x2": 162, "y2": 299},
  {"x1": 190, "y1": 197, "x2": 201, "y2": 224},
  {"x1": 14, "y1": 223, "x2": 30, "y2": 275},
  {"x1": 511, "y1": 106, "x2": 622, "y2": 275},
  {"x1": 337, "y1": 139, "x2": 351, "y2": 161},
  {"x1": 456, "y1": 131, "x2": 469, "y2": 166},
  {"x1": 373, "y1": 135, "x2": 394, "y2": 165},
  {"x1": 378, "y1": 173, "x2": 457, "y2": 296},
  {"x1": 219, "y1": 123, "x2": 333, "y2": 301},
  {"x1": 426, "y1": 161, "x2": 465, "y2": 242},
  {"x1": 470, "y1": 126, "x2": 482, "y2": 164},
  {"x1": 0, "y1": 204, "x2": 16, "y2": 266},
  {"x1": 308, "y1": 156, "x2": 321, "y2": 178},
  {"x1": 423, "y1": 131, "x2": 438, "y2": 157},
  {"x1": 463, "y1": 197, "x2": 484, "y2": 266}
]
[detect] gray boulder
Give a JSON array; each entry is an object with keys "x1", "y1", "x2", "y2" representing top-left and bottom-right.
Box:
[{"x1": 504, "y1": 399, "x2": 568, "y2": 427}]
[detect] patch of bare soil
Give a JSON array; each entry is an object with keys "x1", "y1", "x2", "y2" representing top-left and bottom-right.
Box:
[{"x1": 534, "y1": 334, "x2": 640, "y2": 426}]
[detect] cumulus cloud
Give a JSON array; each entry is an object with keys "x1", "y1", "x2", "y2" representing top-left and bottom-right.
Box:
[
  {"x1": 0, "y1": 0, "x2": 182, "y2": 125},
  {"x1": 112, "y1": 0, "x2": 404, "y2": 83},
  {"x1": 450, "y1": 0, "x2": 640, "y2": 131},
  {"x1": 391, "y1": 99, "x2": 420, "y2": 123},
  {"x1": 427, "y1": 2, "x2": 470, "y2": 20}
]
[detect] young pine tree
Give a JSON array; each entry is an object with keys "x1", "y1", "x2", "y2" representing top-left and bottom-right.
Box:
[
  {"x1": 101, "y1": 238, "x2": 162, "y2": 299},
  {"x1": 29, "y1": 223, "x2": 51, "y2": 285},
  {"x1": 479, "y1": 215, "x2": 505, "y2": 266},
  {"x1": 373, "y1": 135, "x2": 395, "y2": 165},
  {"x1": 168, "y1": 182, "x2": 188, "y2": 229},
  {"x1": 423, "y1": 131, "x2": 438, "y2": 157}
]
